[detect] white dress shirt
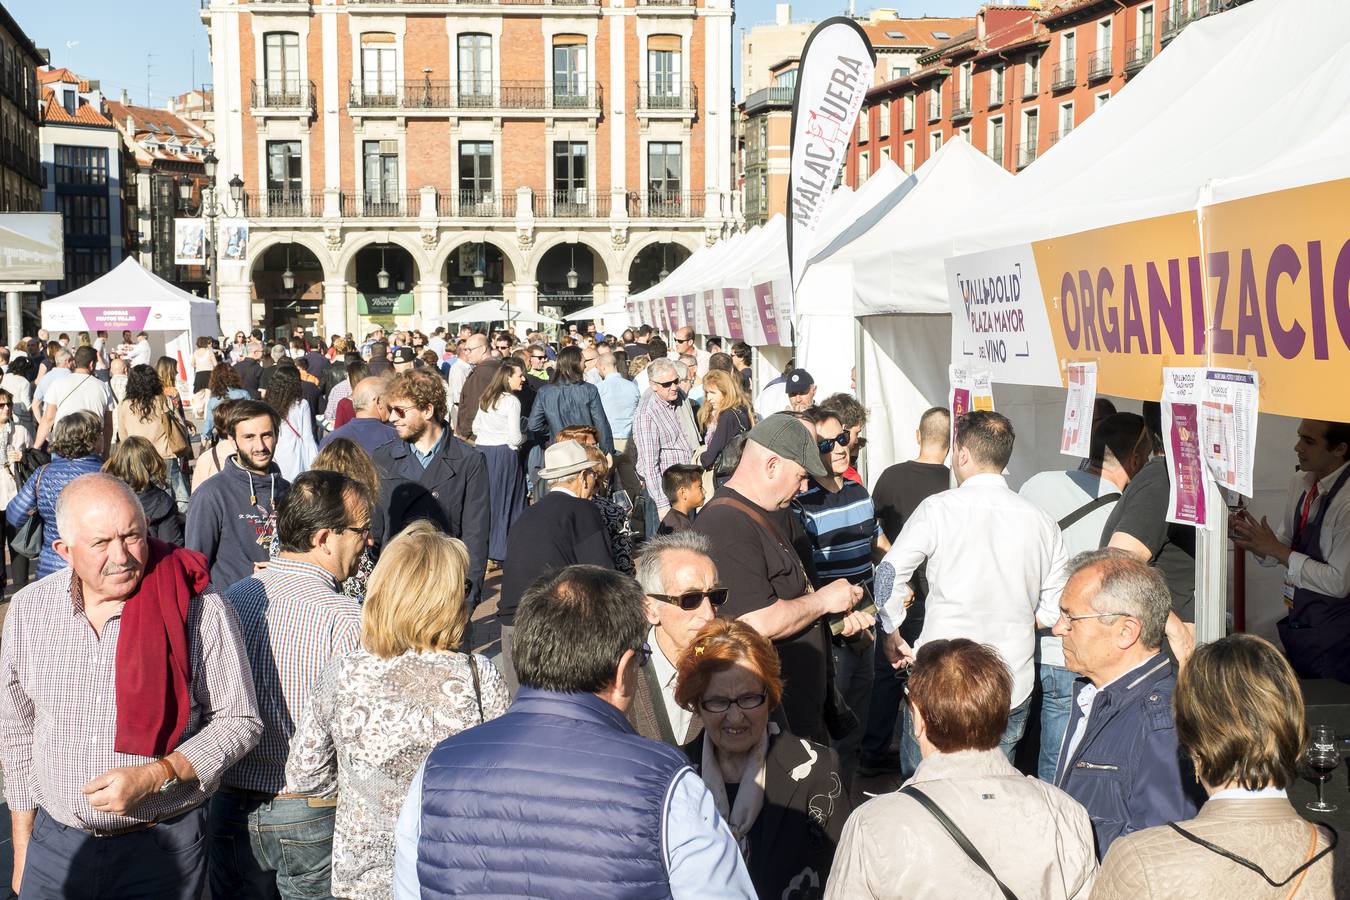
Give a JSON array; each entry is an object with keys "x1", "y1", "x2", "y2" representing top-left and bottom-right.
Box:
[
  {"x1": 875, "y1": 472, "x2": 1068, "y2": 707},
  {"x1": 1270, "y1": 462, "x2": 1350, "y2": 598},
  {"x1": 649, "y1": 626, "x2": 694, "y2": 741},
  {"x1": 472, "y1": 394, "x2": 523, "y2": 449}
]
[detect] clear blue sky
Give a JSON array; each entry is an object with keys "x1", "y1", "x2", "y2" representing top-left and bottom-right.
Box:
[{"x1": 7, "y1": 0, "x2": 979, "y2": 105}]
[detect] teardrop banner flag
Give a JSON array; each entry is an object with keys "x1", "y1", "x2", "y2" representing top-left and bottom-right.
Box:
[{"x1": 786, "y1": 17, "x2": 875, "y2": 309}]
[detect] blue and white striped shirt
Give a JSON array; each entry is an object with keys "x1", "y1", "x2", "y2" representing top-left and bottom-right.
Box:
[{"x1": 794, "y1": 479, "x2": 880, "y2": 588}]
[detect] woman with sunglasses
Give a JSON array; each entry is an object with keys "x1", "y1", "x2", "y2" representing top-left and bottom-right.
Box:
[
  {"x1": 676, "y1": 618, "x2": 850, "y2": 900},
  {"x1": 0, "y1": 387, "x2": 31, "y2": 597}
]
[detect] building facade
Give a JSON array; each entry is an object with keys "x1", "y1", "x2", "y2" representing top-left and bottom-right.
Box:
[
  {"x1": 106, "y1": 97, "x2": 213, "y2": 294},
  {"x1": 0, "y1": 5, "x2": 45, "y2": 213},
  {"x1": 203, "y1": 0, "x2": 735, "y2": 339},
  {"x1": 846, "y1": 0, "x2": 1243, "y2": 185},
  {"x1": 37, "y1": 68, "x2": 124, "y2": 291}
]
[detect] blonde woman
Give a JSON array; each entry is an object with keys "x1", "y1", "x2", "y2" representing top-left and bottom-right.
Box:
[
  {"x1": 310, "y1": 437, "x2": 382, "y2": 599},
  {"x1": 697, "y1": 368, "x2": 755, "y2": 470},
  {"x1": 286, "y1": 524, "x2": 509, "y2": 900}
]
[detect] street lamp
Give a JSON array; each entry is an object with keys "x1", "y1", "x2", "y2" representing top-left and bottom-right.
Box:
[
  {"x1": 566, "y1": 243, "x2": 579, "y2": 291},
  {"x1": 185, "y1": 150, "x2": 244, "y2": 306},
  {"x1": 377, "y1": 246, "x2": 391, "y2": 292},
  {"x1": 473, "y1": 243, "x2": 486, "y2": 290},
  {"x1": 282, "y1": 245, "x2": 295, "y2": 292},
  {"x1": 177, "y1": 175, "x2": 193, "y2": 205}
]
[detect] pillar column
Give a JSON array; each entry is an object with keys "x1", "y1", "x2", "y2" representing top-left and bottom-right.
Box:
[
  {"x1": 605, "y1": 279, "x2": 631, "y2": 332},
  {"x1": 218, "y1": 282, "x2": 253, "y2": 338},
  {"x1": 322, "y1": 279, "x2": 349, "y2": 340},
  {"x1": 513, "y1": 280, "x2": 540, "y2": 333},
  {"x1": 415, "y1": 279, "x2": 444, "y2": 330}
]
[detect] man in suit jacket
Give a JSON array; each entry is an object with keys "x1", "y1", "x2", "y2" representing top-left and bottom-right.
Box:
[
  {"x1": 628, "y1": 531, "x2": 723, "y2": 745},
  {"x1": 372, "y1": 369, "x2": 490, "y2": 606},
  {"x1": 498, "y1": 440, "x2": 614, "y2": 691}
]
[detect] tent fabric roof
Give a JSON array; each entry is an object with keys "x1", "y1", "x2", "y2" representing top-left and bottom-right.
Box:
[{"x1": 45, "y1": 257, "x2": 215, "y2": 311}]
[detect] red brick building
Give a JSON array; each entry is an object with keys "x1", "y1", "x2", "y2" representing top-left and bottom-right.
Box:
[{"x1": 846, "y1": 0, "x2": 1242, "y2": 185}]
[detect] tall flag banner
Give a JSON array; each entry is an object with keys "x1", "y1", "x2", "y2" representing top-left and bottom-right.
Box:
[{"x1": 786, "y1": 17, "x2": 875, "y2": 305}]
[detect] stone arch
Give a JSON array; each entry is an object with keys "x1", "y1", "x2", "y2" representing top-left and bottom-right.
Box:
[
  {"x1": 432, "y1": 233, "x2": 526, "y2": 285},
  {"x1": 619, "y1": 231, "x2": 702, "y2": 279},
  {"x1": 247, "y1": 232, "x2": 337, "y2": 280},
  {"x1": 526, "y1": 231, "x2": 615, "y2": 285},
  {"x1": 335, "y1": 230, "x2": 430, "y2": 283}
]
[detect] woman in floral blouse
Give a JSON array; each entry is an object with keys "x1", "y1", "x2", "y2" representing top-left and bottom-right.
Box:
[{"x1": 286, "y1": 522, "x2": 509, "y2": 899}]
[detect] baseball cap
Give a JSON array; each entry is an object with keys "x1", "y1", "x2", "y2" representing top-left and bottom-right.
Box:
[
  {"x1": 785, "y1": 369, "x2": 815, "y2": 397},
  {"x1": 746, "y1": 413, "x2": 829, "y2": 479},
  {"x1": 392, "y1": 346, "x2": 418, "y2": 364}
]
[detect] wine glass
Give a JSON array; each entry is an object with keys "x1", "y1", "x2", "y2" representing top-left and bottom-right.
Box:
[{"x1": 1304, "y1": 725, "x2": 1339, "y2": 812}]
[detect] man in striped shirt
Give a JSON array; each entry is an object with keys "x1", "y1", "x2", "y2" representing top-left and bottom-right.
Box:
[{"x1": 209, "y1": 469, "x2": 373, "y2": 899}]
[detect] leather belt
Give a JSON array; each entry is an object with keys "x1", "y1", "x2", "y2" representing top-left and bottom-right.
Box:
[
  {"x1": 90, "y1": 819, "x2": 159, "y2": 839},
  {"x1": 220, "y1": 785, "x2": 338, "y2": 807}
]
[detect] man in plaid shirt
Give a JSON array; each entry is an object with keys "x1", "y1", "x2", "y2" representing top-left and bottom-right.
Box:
[
  {"x1": 633, "y1": 357, "x2": 697, "y2": 538},
  {"x1": 0, "y1": 474, "x2": 262, "y2": 898}
]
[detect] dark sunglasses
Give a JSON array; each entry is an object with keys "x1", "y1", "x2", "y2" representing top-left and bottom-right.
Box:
[
  {"x1": 0, "y1": 403, "x2": 11, "y2": 409},
  {"x1": 649, "y1": 587, "x2": 729, "y2": 611},
  {"x1": 817, "y1": 433, "x2": 849, "y2": 453},
  {"x1": 337, "y1": 523, "x2": 372, "y2": 537},
  {"x1": 636, "y1": 641, "x2": 653, "y2": 668},
  {"x1": 653, "y1": 378, "x2": 680, "y2": 389},
  {"x1": 386, "y1": 404, "x2": 416, "y2": 418},
  {"x1": 700, "y1": 692, "x2": 767, "y2": 713}
]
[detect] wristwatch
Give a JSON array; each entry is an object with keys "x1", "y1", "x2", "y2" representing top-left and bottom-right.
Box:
[{"x1": 155, "y1": 757, "x2": 180, "y2": 795}]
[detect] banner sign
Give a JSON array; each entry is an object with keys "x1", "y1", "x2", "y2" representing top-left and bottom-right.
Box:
[
  {"x1": 946, "y1": 175, "x2": 1350, "y2": 421},
  {"x1": 787, "y1": 17, "x2": 875, "y2": 303},
  {"x1": 722, "y1": 288, "x2": 744, "y2": 340},
  {"x1": 219, "y1": 219, "x2": 249, "y2": 265},
  {"x1": 1162, "y1": 367, "x2": 1207, "y2": 528},
  {"x1": 681, "y1": 294, "x2": 696, "y2": 329},
  {"x1": 358, "y1": 293, "x2": 413, "y2": 316},
  {"x1": 80, "y1": 306, "x2": 152, "y2": 332},
  {"x1": 174, "y1": 218, "x2": 206, "y2": 265},
  {"x1": 0, "y1": 213, "x2": 63, "y2": 281}
]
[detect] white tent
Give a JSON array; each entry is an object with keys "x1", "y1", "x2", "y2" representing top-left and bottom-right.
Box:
[
  {"x1": 429, "y1": 298, "x2": 563, "y2": 326},
  {"x1": 850, "y1": 0, "x2": 1350, "y2": 642},
  {"x1": 41, "y1": 257, "x2": 219, "y2": 385},
  {"x1": 796, "y1": 140, "x2": 1011, "y2": 401}
]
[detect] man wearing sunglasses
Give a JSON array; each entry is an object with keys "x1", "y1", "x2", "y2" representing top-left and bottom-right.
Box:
[
  {"x1": 629, "y1": 532, "x2": 726, "y2": 745},
  {"x1": 633, "y1": 358, "x2": 698, "y2": 538}
]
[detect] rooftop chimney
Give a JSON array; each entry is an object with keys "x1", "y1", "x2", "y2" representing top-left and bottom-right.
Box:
[
  {"x1": 120, "y1": 88, "x2": 130, "y2": 105},
  {"x1": 775, "y1": 3, "x2": 790, "y2": 26}
]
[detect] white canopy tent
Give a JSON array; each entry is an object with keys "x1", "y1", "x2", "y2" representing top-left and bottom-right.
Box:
[
  {"x1": 429, "y1": 298, "x2": 563, "y2": 326},
  {"x1": 847, "y1": 0, "x2": 1350, "y2": 641},
  {"x1": 41, "y1": 258, "x2": 219, "y2": 385}
]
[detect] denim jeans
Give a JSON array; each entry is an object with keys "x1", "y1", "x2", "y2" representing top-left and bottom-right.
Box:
[
  {"x1": 1038, "y1": 663, "x2": 1078, "y2": 782},
  {"x1": 208, "y1": 792, "x2": 336, "y2": 900},
  {"x1": 901, "y1": 694, "x2": 1032, "y2": 778},
  {"x1": 831, "y1": 637, "x2": 874, "y2": 788}
]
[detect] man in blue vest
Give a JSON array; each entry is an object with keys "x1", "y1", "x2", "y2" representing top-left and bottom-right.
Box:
[
  {"x1": 1233, "y1": 419, "x2": 1350, "y2": 680},
  {"x1": 393, "y1": 565, "x2": 755, "y2": 899}
]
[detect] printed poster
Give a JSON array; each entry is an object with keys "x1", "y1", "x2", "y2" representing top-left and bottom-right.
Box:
[
  {"x1": 702, "y1": 290, "x2": 719, "y2": 336},
  {"x1": 1200, "y1": 368, "x2": 1259, "y2": 497},
  {"x1": 174, "y1": 218, "x2": 206, "y2": 265},
  {"x1": 1060, "y1": 361, "x2": 1098, "y2": 458},
  {"x1": 753, "y1": 281, "x2": 780, "y2": 346},
  {"x1": 1162, "y1": 367, "x2": 1207, "y2": 528},
  {"x1": 681, "y1": 294, "x2": 696, "y2": 330},
  {"x1": 219, "y1": 219, "x2": 249, "y2": 265},
  {"x1": 722, "y1": 288, "x2": 744, "y2": 340},
  {"x1": 949, "y1": 363, "x2": 994, "y2": 448}
]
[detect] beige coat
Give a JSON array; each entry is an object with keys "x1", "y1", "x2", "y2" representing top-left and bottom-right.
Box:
[
  {"x1": 825, "y1": 749, "x2": 1097, "y2": 900},
  {"x1": 116, "y1": 396, "x2": 180, "y2": 459},
  {"x1": 1091, "y1": 797, "x2": 1333, "y2": 899}
]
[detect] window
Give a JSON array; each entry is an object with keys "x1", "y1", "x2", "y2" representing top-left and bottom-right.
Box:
[
  {"x1": 1024, "y1": 53, "x2": 1040, "y2": 95},
  {"x1": 1096, "y1": 91, "x2": 1110, "y2": 110},
  {"x1": 56, "y1": 194, "x2": 109, "y2": 237},
  {"x1": 266, "y1": 140, "x2": 302, "y2": 212},
  {"x1": 879, "y1": 100, "x2": 890, "y2": 138},
  {"x1": 263, "y1": 32, "x2": 302, "y2": 105},
  {"x1": 553, "y1": 35, "x2": 588, "y2": 107},
  {"x1": 647, "y1": 35, "x2": 682, "y2": 107},
  {"x1": 458, "y1": 141, "x2": 493, "y2": 209},
  {"x1": 61, "y1": 89, "x2": 75, "y2": 116},
  {"x1": 957, "y1": 62, "x2": 972, "y2": 111},
  {"x1": 552, "y1": 141, "x2": 589, "y2": 213},
  {"x1": 988, "y1": 117, "x2": 1004, "y2": 163},
  {"x1": 858, "y1": 109, "x2": 869, "y2": 143},
  {"x1": 928, "y1": 81, "x2": 942, "y2": 121},
  {"x1": 881, "y1": 145, "x2": 892, "y2": 164},
  {"x1": 457, "y1": 34, "x2": 493, "y2": 106},
  {"x1": 647, "y1": 142, "x2": 683, "y2": 214},
  {"x1": 773, "y1": 68, "x2": 797, "y2": 89},
  {"x1": 362, "y1": 140, "x2": 400, "y2": 215},
  {"x1": 903, "y1": 140, "x2": 915, "y2": 174},
  {"x1": 959, "y1": 125, "x2": 971, "y2": 143},
  {"x1": 1059, "y1": 101, "x2": 1075, "y2": 138},
  {"x1": 929, "y1": 131, "x2": 942, "y2": 156},
  {"x1": 1062, "y1": 31, "x2": 1076, "y2": 65},
  {"x1": 989, "y1": 64, "x2": 1005, "y2": 105},
  {"x1": 890, "y1": 63, "x2": 910, "y2": 80},
  {"x1": 360, "y1": 33, "x2": 398, "y2": 106},
  {"x1": 857, "y1": 151, "x2": 869, "y2": 183},
  {"x1": 53, "y1": 145, "x2": 108, "y2": 186},
  {"x1": 903, "y1": 94, "x2": 915, "y2": 131},
  {"x1": 1020, "y1": 108, "x2": 1039, "y2": 166},
  {"x1": 1098, "y1": 18, "x2": 1113, "y2": 54},
  {"x1": 64, "y1": 248, "x2": 111, "y2": 290},
  {"x1": 758, "y1": 173, "x2": 767, "y2": 213},
  {"x1": 1139, "y1": 5, "x2": 1155, "y2": 44}
]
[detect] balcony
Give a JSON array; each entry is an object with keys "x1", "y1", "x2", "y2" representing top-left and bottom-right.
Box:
[
  {"x1": 986, "y1": 144, "x2": 1004, "y2": 166},
  {"x1": 243, "y1": 190, "x2": 326, "y2": 218},
  {"x1": 250, "y1": 80, "x2": 317, "y2": 116},
  {"x1": 987, "y1": 88, "x2": 1005, "y2": 109},
  {"x1": 636, "y1": 82, "x2": 697, "y2": 115},
  {"x1": 536, "y1": 191, "x2": 612, "y2": 218},
  {"x1": 340, "y1": 193, "x2": 420, "y2": 218},
  {"x1": 633, "y1": 191, "x2": 705, "y2": 219},
  {"x1": 1124, "y1": 37, "x2": 1154, "y2": 73},
  {"x1": 742, "y1": 86, "x2": 795, "y2": 116},
  {"x1": 637, "y1": 0, "x2": 694, "y2": 5},
  {"x1": 1047, "y1": 127, "x2": 1072, "y2": 147},
  {"x1": 345, "y1": 0, "x2": 598, "y2": 6},
  {"x1": 1017, "y1": 139, "x2": 1037, "y2": 170},
  {"x1": 951, "y1": 97, "x2": 973, "y2": 123},
  {"x1": 1087, "y1": 47, "x2": 1113, "y2": 82},
  {"x1": 1051, "y1": 59, "x2": 1076, "y2": 91},
  {"x1": 348, "y1": 80, "x2": 601, "y2": 114},
  {"x1": 436, "y1": 190, "x2": 517, "y2": 218},
  {"x1": 1162, "y1": 0, "x2": 1223, "y2": 42}
]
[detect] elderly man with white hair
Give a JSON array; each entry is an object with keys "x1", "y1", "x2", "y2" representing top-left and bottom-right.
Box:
[
  {"x1": 633, "y1": 356, "x2": 698, "y2": 537},
  {"x1": 317, "y1": 375, "x2": 397, "y2": 455},
  {"x1": 0, "y1": 473, "x2": 261, "y2": 898}
]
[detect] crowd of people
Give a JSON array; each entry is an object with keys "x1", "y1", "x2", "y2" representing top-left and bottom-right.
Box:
[{"x1": 0, "y1": 322, "x2": 1340, "y2": 899}]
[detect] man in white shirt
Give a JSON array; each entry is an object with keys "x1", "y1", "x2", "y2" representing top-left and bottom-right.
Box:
[
  {"x1": 31, "y1": 349, "x2": 73, "y2": 416},
  {"x1": 630, "y1": 531, "x2": 721, "y2": 745},
  {"x1": 1233, "y1": 418, "x2": 1350, "y2": 680},
  {"x1": 128, "y1": 332, "x2": 153, "y2": 368},
  {"x1": 875, "y1": 409, "x2": 1066, "y2": 775},
  {"x1": 33, "y1": 347, "x2": 112, "y2": 449}
]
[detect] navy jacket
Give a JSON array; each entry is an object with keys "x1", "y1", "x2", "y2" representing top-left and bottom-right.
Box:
[
  {"x1": 527, "y1": 380, "x2": 614, "y2": 454},
  {"x1": 1054, "y1": 654, "x2": 1205, "y2": 859},
  {"x1": 371, "y1": 430, "x2": 490, "y2": 604},
  {"x1": 417, "y1": 689, "x2": 685, "y2": 899}
]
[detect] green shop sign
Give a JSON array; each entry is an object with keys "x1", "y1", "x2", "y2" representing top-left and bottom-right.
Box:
[{"x1": 358, "y1": 292, "x2": 414, "y2": 316}]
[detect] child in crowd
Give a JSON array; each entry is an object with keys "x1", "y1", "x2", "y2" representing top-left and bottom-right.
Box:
[{"x1": 658, "y1": 463, "x2": 705, "y2": 535}]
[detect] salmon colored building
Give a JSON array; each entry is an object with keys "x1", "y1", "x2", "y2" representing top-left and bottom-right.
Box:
[{"x1": 202, "y1": 0, "x2": 735, "y2": 337}]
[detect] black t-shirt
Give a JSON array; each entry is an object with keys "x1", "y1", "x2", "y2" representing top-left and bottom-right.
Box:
[
  {"x1": 871, "y1": 460, "x2": 951, "y2": 542},
  {"x1": 695, "y1": 486, "x2": 829, "y2": 744},
  {"x1": 1099, "y1": 456, "x2": 1197, "y2": 619}
]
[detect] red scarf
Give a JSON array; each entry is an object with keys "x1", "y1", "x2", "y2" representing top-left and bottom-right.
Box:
[{"x1": 113, "y1": 539, "x2": 211, "y2": 758}]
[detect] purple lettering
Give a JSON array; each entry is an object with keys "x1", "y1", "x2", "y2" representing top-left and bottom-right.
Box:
[
  {"x1": 1187, "y1": 255, "x2": 1206, "y2": 355},
  {"x1": 1121, "y1": 264, "x2": 1148, "y2": 354},
  {"x1": 1208, "y1": 251, "x2": 1233, "y2": 354},
  {"x1": 1264, "y1": 243, "x2": 1304, "y2": 360},
  {"x1": 1078, "y1": 269, "x2": 1100, "y2": 352},
  {"x1": 1235, "y1": 248, "x2": 1267, "y2": 357},
  {"x1": 1332, "y1": 238, "x2": 1350, "y2": 352},
  {"x1": 1096, "y1": 267, "x2": 1121, "y2": 353},
  {"x1": 1307, "y1": 240, "x2": 1330, "y2": 360},
  {"x1": 1060, "y1": 271, "x2": 1080, "y2": 349},
  {"x1": 1147, "y1": 259, "x2": 1184, "y2": 355}
]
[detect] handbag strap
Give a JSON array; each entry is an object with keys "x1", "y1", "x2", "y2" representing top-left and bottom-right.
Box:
[
  {"x1": 1284, "y1": 824, "x2": 1321, "y2": 900},
  {"x1": 704, "y1": 495, "x2": 809, "y2": 588},
  {"x1": 26, "y1": 464, "x2": 45, "y2": 519},
  {"x1": 901, "y1": 785, "x2": 1020, "y2": 900},
  {"x1": 1165, "y1": 821, "x2": 1336, "y2": 890},
  {"x1": 1057, "y1": 492, "x2": 1121, "y2": 531},
  {"x1": 466, "y1": 652, "x2": 485, "y2": 724}
]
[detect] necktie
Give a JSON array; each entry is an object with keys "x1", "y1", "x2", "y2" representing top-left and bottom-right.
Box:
[{"x1": 1297, "y1": 482, "x2": 1321, "y2": 539}]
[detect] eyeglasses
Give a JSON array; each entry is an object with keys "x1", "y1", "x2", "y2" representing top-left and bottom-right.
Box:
[
  {"x1": 386, "y1": 404, "x2": 417, "y2": 419},
  {"x1": 700, "y1": 693, "x2": 767, "y2": 713},
  {"x1": 0, "y1": 403, "x2": 11, "y2": 409},
  {"x1": 1058, "y1": 609, "x2": 1133, "y2": 626},
  {"x1": 653, "y1": 378, "x2": 680, "y2": 389},
  {"x1": 649, "y1": 587, "x2": 729, "y2": 611},
  {"x1": 636, "y1": 642, "x2": 653, "y2": 668},
  {"x1": 338, "y1": 523, "x2": 372, "y2": 537},
  {"x1": 816, "y1": 433, "x2": 850, "y2": 453},
  {"x1": 676, "y1": 336, "x2": 694, "y2": 344},
  {"x1": 530, "y1": 354, "x2": 546, "y2": 360}
]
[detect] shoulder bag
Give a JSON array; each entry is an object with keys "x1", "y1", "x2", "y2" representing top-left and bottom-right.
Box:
[
  {"x1": 901, "y1": 785, "x2": 1020, "y2": 900},
  {"x1": 161, "y1": 397, "x2": 192, "y2": 459},
  {"x1": 466, "y1": 652, "x2": 485, "y2": 724},
  {"x1": 12, "y1": 465, "x2": 46, "y2": 559},
  {"x1": 1057, "y1": 492, "x2": 1122, "y2": 531}
]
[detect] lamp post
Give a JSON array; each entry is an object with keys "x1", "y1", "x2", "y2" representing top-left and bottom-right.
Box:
[{"x1": 183, "y1": 151, "x2": 244, "y2": 304}]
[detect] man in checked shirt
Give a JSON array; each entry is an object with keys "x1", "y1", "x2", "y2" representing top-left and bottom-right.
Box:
[{"x1": 0, "y1": 474, "x2": 262, "y2": 899}]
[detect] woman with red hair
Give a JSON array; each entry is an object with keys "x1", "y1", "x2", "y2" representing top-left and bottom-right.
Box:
[{"x1": 676, "y1": 619, "x2": 849, "y2": 899}]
